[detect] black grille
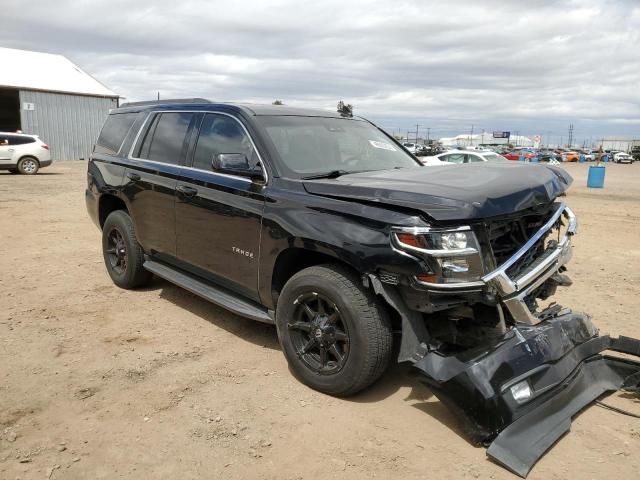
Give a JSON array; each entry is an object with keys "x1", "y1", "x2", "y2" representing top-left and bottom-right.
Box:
[{"x1": 485, "y1": 204, "x2": 558, "y2": 276}]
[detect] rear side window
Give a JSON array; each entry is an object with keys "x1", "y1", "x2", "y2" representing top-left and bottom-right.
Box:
[
  {"x1": 7, "y1": 135, "x2": 36, "y2": 145},
  {"x1": 444, "y1": 153, "x2": 465, "y2": 164},
  {"x1": 192, "y1": 114, "x2": 255, "y2": 171},
  {"x1": 137, "y1": 112, "x2": 194, "y2": 165},
  {"x1": 95, "y1": 113, "x2": 138, "y2": 154}
]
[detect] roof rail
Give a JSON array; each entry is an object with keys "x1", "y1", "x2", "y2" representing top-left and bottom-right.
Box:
[{"x1": 119, "y1": 98, "x2": 211, "y2": 108}]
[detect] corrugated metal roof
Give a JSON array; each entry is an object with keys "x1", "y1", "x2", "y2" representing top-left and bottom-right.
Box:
[{"x1": 0, "y1": 47, "x2": 118, "y2": 98}]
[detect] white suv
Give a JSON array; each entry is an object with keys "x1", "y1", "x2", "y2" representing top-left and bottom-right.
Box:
[{"x1": 0, "y1": 132, "x2": 52, "y2": 174}]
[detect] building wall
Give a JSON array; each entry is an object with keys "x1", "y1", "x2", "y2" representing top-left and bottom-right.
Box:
[
  {"x1": 439, "y1": 134, "x2": 533, "y2": 148},
  {"x1": 19, "y1": 90, "x2": 117, "y2": 160},
  {"x1": 599, "y1": 139, "x2": 638, "y2": 152}
]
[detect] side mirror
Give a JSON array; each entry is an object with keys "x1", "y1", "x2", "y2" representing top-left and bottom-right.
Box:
[{"x1": 211, "y1": 153, "x2": 264, "y2": 180}]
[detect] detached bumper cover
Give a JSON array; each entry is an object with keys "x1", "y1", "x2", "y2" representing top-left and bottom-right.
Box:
[{"x1": 412, "y1": 312, "x2": 640, "y2": 477}]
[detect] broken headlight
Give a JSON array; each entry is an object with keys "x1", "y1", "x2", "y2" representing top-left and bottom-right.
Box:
[{"x1": 392, "y1": 227, "x2": 485, "y2": 285}]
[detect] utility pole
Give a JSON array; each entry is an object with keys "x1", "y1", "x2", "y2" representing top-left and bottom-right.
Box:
[
  {"x1": 415, "y1": 124, "x2": 420, "y2": 144},
  {"x1": 426, "y1": 127, "x2": 431, "y2": 144},
  {"x1": 157, "y1": 91, "x2": 160, "y2": 100},
  {"x1": 469, "y1": 124, "x2": 474, "y2": 146},
  {"x1": 567, "y1": 124, "x2": 574, "y2": 148}
]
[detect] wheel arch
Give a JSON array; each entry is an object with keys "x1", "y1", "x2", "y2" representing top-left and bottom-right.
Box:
[
  {"x1": 269, "y1": 246, "x2": 362, "y2": 308},
  {"x1": 98, "y1": 194, "x2": 129, "y2": 229},
  {"x1": 18, "y1": 154, "x2": 40, "y2": 164},
  {"x1": 267, "y1": 245, "x2": 402, "y2": 331}
]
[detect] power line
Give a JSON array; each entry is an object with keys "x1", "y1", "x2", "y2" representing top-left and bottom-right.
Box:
[{"x1": 568, "y1": 123, "x2": 574, "y2": 148}]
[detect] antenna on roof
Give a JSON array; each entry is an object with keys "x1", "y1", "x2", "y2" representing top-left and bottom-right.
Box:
[{"x1": 337, "y1": 100, "x2": 353, "y2": 118}]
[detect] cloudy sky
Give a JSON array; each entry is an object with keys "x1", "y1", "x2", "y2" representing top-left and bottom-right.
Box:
[{"x1": 2, "y1": 0, "x2": 639, "y2": 144}]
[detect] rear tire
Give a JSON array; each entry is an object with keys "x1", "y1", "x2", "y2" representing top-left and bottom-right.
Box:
[
  {"x1": 17, "y1": 157, "x2": 39, "y2": 175},
  {"x1": 102, "y1": 210, "x2": 152, "y2": 289},
  {"x1": 276, "y1": 264, "x2": 392, "y2": 397}
]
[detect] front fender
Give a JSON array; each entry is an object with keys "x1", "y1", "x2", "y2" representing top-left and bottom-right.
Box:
[{"x1": 257, "y1": 185, "x2": 428, "y2": 308}]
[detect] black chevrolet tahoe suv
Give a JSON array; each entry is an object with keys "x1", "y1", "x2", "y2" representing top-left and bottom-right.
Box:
[{"x1": 86, "y1": 99, "x2": 640, "y2": 477}]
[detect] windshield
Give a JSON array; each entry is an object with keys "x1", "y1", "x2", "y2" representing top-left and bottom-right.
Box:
[
  {"x1": 258, "y1": 116, "x2": 420, "y2": 178},
  {"x1": 483, "y1": 153, "x2": 507, "y2": 162}
]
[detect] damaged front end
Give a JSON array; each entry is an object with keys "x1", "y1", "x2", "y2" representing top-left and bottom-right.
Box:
[
  {"x1": 376, "y1": 201, "x2": 640, "y2": 477},
  {"x1": 414, "y1": 313, "x2": 640, "y2": 477}
]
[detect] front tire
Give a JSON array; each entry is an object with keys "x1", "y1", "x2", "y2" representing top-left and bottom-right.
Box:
[
  {"x1": 276, "y1": 265, "x2": 392, "y2": 397},
  {"x1": 18, "y1": 157, "x2": 39, "y2": 175},
  {"x1": 102, "y1": 210, "x2": 152, "y2": 289}
]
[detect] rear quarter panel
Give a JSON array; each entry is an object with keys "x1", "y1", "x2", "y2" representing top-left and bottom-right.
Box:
[{"x1": 85, "y1": 155, "x2": 128, "y2": 228}]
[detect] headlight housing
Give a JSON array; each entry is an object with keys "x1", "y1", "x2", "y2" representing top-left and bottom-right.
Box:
[{"x1": 392, "y1": 227, "x2": 485, "y2": 286}]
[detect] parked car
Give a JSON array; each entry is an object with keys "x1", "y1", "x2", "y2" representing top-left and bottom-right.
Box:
[
  {"x1": 86, "y1": 99, "x2": 640, "y2": 478},
  {"x1": 607, "y1": 150, "x2": 622, "y2": 161},
  {"x1": 537, "y1": 149, "x2": 562, "y2": 162},
  {"x1": 419, "y1": 144, "x2": 443, "y2": 156},
  {"x1": 430, "y1": 149, "x2": 508, "y2": 164},
  {"x1": 0, "y1": 132, "x2": 51, "y2": 174},
  {"x1": 613, "y1": 152, "x2": 634, "y2": 164},
  {"x1": 402, "y1": 142, "x2": 423, "y2": 155},
  {"x1": 503, "y1": 149, "x2": 535, "y2": 161},
  {"x1": 630, "y1": 146, "x2": 640, "y2": 161},
  {"x1": 562, "y1": 151, "x2": 579, "y2": 162},
  {"x1": 419, "y1": 155, "x2": 449, "y2": 166}
]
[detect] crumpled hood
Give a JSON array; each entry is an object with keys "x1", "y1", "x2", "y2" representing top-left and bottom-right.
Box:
[{"x1": 302, "y1": 163, "x2": 573, "y2": 222}]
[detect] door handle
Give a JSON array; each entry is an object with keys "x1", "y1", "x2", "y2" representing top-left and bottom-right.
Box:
[
  {"x1": 177, "y1": 185, "x2": 198, "y2": 197},
  {"x1": 126, "y1": 172, "x2": 141, "y2": 182}
]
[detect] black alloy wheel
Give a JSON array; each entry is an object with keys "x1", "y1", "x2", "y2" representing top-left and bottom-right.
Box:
[
  {"x1": 106, "y1": 227, "x2": 127, "y2": 275},
  {"x1": 288, "y1": 292, "x2": 350, "y2": 375},
  {"x1": 276, "y1": 264, "x2": 392, "y2": 397},
  {"x1": 101, "y1": 210, "x2": 152, "y2": 289}
]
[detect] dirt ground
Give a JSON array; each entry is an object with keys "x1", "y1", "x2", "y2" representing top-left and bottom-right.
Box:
[{"x1": 1, "y1": 161, "x2": 639, "y2": 480}]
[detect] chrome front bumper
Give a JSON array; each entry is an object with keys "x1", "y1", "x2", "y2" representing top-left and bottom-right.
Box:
[
  {"x1": 483, "y1": 203, "x2": 577, "y2": 324},
  {"x1": 413, "y1": 203, "x2": 577, "y2": 325}
]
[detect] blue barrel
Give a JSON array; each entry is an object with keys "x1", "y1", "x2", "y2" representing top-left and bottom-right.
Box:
[
  {"x1": 587, "y1": 165, "x2": 605, "y2": 188},
  {"x1": 579, "y1": 154, "x2": 585, "y2": 163}
]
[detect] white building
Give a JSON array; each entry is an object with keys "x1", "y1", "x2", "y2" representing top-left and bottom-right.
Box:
[
  {"x1": 439, "y1": 133, "x2": 533, "y2": 148},
  {"x1": 0, "y1": 47, "x2": 119, "y2": 160},
  {"x1": 598, "y1": 137, "x2": 638, "y2": 152}
]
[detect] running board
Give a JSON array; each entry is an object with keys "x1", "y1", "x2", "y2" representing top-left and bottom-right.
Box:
[{"x1": 143, "y1": 259, "x2": 274, "y2": 324}]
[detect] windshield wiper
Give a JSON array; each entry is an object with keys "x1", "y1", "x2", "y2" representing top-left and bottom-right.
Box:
[{"x1": 302, "y1": 169, "x2": 353, "y2": 180}]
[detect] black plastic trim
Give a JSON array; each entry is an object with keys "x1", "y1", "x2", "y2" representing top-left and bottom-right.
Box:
[
  {"x1": 487, "y1": 354, "x2": 639, "y2": 477},
  {"x1": 412, "y1": 313, "x2": 640, "y2": 478}
]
